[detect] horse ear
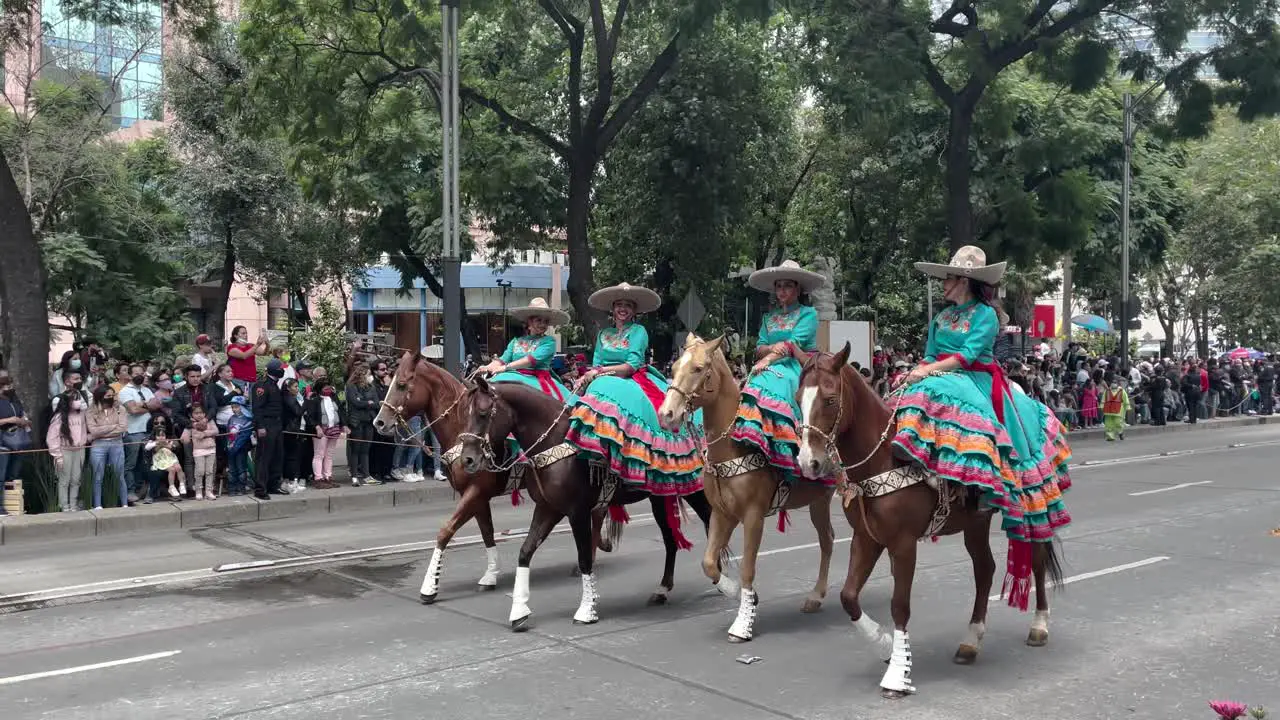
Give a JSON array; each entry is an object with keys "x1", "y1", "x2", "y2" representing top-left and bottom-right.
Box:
[
  {"x1": 474, "y1": 374, "x2": 490, "y2": 393},
  {"x1": 684, "y1": 333, "x2": 700, "y2": 348},
  {"x1": 706, "y1": 335, "x2": 725, "y2": 353},
  {"x1": 401, "y1": 350, "x2": 418, "y2": 368},
  {"x1": 834, "y1": 342, "x2": 851, "y2": 367}
]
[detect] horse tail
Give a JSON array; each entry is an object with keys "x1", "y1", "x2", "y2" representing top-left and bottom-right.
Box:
[
  {"x1": 606, "y1": 504, "x2": 629, "y2": 549},
  {"x1": 1042, "y1": 537, "x2": 1066, "y2": 590}
]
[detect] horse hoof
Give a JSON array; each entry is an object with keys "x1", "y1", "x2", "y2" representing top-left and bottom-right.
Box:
[
  {"x1": 881, "y1": 688, "x2": 911, "y2": 700},
  {"x1": 511, "y1": 615, "x2": 532, "y2": 632},
  {"x1": 420, "y1": 593, "x2": 438, "y2": 605},
  {"x1": 572, "y1": 617, "x2": 599, "y2": 626},
  {"x1": 476, "y1": 583, "x2": 497, "y2": 593},
  {"x1": 647, "y1": 593, "x2": 669, "y2": 606},
  {"x1": 800, "y1": 597, "x2": 823, "y2": 614},
  {"x1": 597, "y1": 539, "x2": 614, "y2": 553},
  {"x1": 953, "y1": 645, "x2": 979, "y2": 665},
  {"x1": 1026, "y1": 629, "x2": 1049, "y2": 647},
  {"x1": 727, "y1": 633, "x2": 751, "y2": 644}
]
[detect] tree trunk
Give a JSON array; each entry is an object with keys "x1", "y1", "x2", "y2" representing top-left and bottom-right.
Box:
[
  {"x1": 944, "y1": 100, "x2": 978, "y2": 251},
  {"x1": 565, "y1": 158, "x2": 600, "y2": 337},
  {"x1": 1059, "y1": 253, "x2": 1073, "y2": 351},
  {"x1": 207, "y1": 227, "x2": 237, "y2": 345},
  {"x1": 0, "y1": 151, "x2": 52, "y2": 446}
]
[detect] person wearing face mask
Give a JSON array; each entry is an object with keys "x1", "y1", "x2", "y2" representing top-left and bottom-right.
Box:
[
  {"x1": 86, "y1": 384, "x2": 128, "y2": 510},
  {"x1": 0, "y1": 374, "x2": 33, "y2": 514},
  {"x1": 118, "y1": 364, "x2": 160, "y2": 504},
  {"x1": 305, "y1": 379, "x2": 346, "y2": 489},
  {"x1": 344, "y1": 360, "x2": 380, "y2": 486},
  {"x1": 226, "y1": 325, "x2": 270, "y2": 390},
  {"x1": 51, "y1": 370, "x2": 90, "y2": 412},
  {"x1": 47, "y1": 385, "x2": 90, "y2": 511},
  {"x1": 251, "y1": 359, "x2": 288, "y2": 500}
]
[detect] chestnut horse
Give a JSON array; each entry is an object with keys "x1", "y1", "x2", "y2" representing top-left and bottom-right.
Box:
[
  {"x1": 657, "y1": 334, "x2": 834, "y2": 643},
  {"x1": 458, "y1": 376, "x2": 722, "y2": 631},
  {"x1": 795, "y1": 345, "x2": 1063, "y2": 699},
  {"x1": 372, "y1": 351, "x2": 520, "y2": 604}
]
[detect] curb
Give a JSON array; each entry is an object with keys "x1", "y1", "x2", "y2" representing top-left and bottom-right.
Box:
[
  {"x1": 1066, "y1": 415, "x2": 1276, "y2": 444},
  {"x1": 0, "y1": 482, "x2": 459, "y2": 546}
]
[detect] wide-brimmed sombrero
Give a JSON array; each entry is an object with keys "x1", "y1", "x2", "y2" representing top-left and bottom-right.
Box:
[
  {"x1": 509, "y1": 297, "x2": 570, "y2": 325},
  {"x1": 747, "y1": 260, "x2": 825, "y2": 293},
  {"x1": 588, "y1": 282, "x2": 661, "y2": 314},
  {"x1": 914, "y1": 245, "x2": 1006, "y2": 284}
]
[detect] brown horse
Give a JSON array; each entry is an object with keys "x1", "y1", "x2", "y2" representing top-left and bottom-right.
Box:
[
  {"x1": 372, "y1": 351, "x2": 514, "y2": 604},
  {"x1": 657, "y1": 334, "x2": 835, "y2": 643},
  {"x1": 457, "y1": 376, "x2": 721, "y2": 631},
  {"x1": 795, "y1": 345, "x2": 1063, "y2": 699}
]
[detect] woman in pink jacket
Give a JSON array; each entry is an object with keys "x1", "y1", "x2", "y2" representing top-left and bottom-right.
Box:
[{"x1": 47, "y1": 386, "x2": 89, "y2": 511}]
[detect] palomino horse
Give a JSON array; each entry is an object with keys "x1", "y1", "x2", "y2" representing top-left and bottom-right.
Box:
[
  {"x1": 657, "y1": 334, "x2": 835, "y2": 643},
  {"x1": 795, "y1": 345, "x2": 1063, "y2": 699},
  {"x1": 372, "y1": 351, "x2": 514, "y2": 603},
  {"x1": 457, "y1": 376, "x2": 722, "y2": 630}
]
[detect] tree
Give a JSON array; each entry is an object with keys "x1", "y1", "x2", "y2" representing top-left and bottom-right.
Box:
[
  {"x1": 240, "y1": 0, "x2": 769, "y2": 335},
  {"x1": 165, "y1": 24, "x2": 303, "y2": 343},
  {"x1": 798, "y1": 0, "x2": 1280, "y2": 251}
]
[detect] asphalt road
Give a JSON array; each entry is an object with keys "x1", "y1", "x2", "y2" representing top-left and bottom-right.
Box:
[{"x1": 2, "y1": 425, "x2": 1279, "y2": 719}]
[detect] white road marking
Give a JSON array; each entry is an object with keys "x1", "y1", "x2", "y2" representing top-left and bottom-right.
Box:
[
  {"x1": 987, "y1": 555, "x2": 1169, "y2": 601},
  {"x1": 1128, "y1": 480, "x2": 1214, "y2": 496},
  {"x1": 0, "y1": 650, "x2": 181, "y2": 685},
  {"x1": 733, "y1": 536, "x2": 851, "y2": 561}
]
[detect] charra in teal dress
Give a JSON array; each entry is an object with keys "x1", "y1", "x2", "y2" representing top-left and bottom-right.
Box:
[
  {"x1": 892, "y1": 298, "x2": 1072, "y2": 607},
  {"x1": 488, "y1": 334, "x2": 575, "y2": 403},
  {"x1": 732, "y1": 302, "x2": 833, "y2": 486},
  {"x1": 566, "y1": 321, "x2": 702, "y2": 495}
]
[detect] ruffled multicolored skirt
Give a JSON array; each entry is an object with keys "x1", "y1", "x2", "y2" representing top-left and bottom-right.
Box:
[
  {"x1": 566, "y1": 366, "x2": 703, "y2": 496},
  {"x1": 731, "y1": 358, "x2": 837, "y2": 487}
]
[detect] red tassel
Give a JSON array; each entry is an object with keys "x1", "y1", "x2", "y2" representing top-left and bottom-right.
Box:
[
  {"x1": 511, "y1": 489, "x2": 523, "y2": 507},
  {"x1": 665, "y1": 497, "x2": 693, "y2": 551},
  {"x1": 1000, "y1": 540, "x2": 1033, "y2": 612},
  {"x1": 930, "y1": 535, "x2": 940, "y2": 543},
  {"x1": 608, "y1": 505, "x2": 631, "y2": 524},
  {"x1": 776, "y1": 509, "x2": 790, "y2": 533}
]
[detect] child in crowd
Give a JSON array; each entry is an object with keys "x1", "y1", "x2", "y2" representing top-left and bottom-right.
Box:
[
  {"x1": 144, "y1": 421, "x2": 185, "y2": 503},
  {"x1": 226, "y1": 396, "x2": 254, "y2": 495},
  {"x1": 1080, "y1": 378, "x2": 1099, "y2": 427},
  {"x1": 182, "y1": 405, "x2": 220, "y2": 499}
]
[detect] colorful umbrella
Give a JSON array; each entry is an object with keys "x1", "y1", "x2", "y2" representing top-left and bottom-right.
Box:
[
  {"x1": 1070, "y1": 314, "x2": 1114, "y2": 334},
  {"x1": 1224, "y1": 347, "x2": 1264, "y2": 361}
]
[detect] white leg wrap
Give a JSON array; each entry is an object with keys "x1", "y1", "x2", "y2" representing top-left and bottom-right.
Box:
[
  {"x1": 715, "y1": 573, "x2": 740, "y2": 598},
  {"x1": 509, "y1": 567, "x2": 532, "y2": 623},
  {"x1": 853, "y1": 613, "x2": 894, "y2": 662},
  {"x1": 960, "y1": 621, "x2": 986, "y2": 650},
  {"x1": 1031, "y1": 609, "x2": 1049, "y2": 633},
  {"x1": 420, "y1": 547, "x2": 444, "y2": 597},
  {"x1": 727, "y1": 588, "x2": 758, "y2": 640},
  {"x1": 879, "y1": 629, "x2": 916, "y2": 694},
  {"x1": 573, "y1": 572, "x2": 600, "y2": 624},
  {"x1": 478, "y1": 546, "x2": 500, "y2": 587}
]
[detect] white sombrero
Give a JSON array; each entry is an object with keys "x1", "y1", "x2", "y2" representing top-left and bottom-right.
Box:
[
  {"x1": 914, "y1": 245, "x2": 1007, "y2": 284},
  {"x1": 588, "y1": 282, "x2": 661, "y2": 314},
  {"x1": 509, "y1": 297, "x2": 570, "y2": 325},
  {"x1": 747, "y1": 260, "x2": 825, "y2": 293}
]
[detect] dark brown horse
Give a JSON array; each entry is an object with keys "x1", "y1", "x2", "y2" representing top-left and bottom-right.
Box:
[
  {"x1": 372, "y1": 352, "x2": 512, "y2": 604},
  {"x1": 795, "y1": 345, "x2": 1063, "y2": 699},
  {"x1": 457, "y1": 376, "x2": 720, "y2": 631}
]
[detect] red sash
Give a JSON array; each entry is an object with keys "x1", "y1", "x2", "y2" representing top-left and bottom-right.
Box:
[
  {"x1": 516, "y1": 369, "x2": 564, "y2": 402},
  {"x1": 936, "y1": 354, "x2": 1010, "y2": 423},
  {"x1": 631, "y1": 367, "x2": 667, "y2": 413}
]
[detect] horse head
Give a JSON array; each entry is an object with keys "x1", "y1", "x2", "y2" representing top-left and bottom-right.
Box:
[
  {"x1": 795, "y1": 342, "x2": 854, "y2": 479},
  {"x1": 373, "y1": 351, "x2": 421, "y2": 436},
  {"x1": 458, "y1": 375, "x2": 515, "y2": 475},
  {"x1": 658, "y1": 333, "x2": 727, "y2": 431}
]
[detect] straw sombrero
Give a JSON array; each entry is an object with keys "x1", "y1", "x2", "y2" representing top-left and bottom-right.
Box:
[
  {"x1": 509, "y1": 297, "x2": 570, "y2": 325},
  {"x1": 914, "y1": 245, "x2": 1006, "y2": 284},
  {"x1": 588, "y1": 282, "x2": 661, "y2": 314},
  {"x1": 747, "y1": 260, "x2": 825, "y2": 293}
]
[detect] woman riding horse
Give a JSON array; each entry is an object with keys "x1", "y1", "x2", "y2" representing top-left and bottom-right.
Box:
[
  {"x1": 566, "y1": 282, "x2": 703, "y2": 542},
  {"x1": 478, "y1": 297, "x2": 574, "y2": 403},
  {"x1": 733, "y1": 260, "x2": 828, "y2": 486},
  {"x1": 895, "y1": 245, "x2": 1072, "y2": 583}
]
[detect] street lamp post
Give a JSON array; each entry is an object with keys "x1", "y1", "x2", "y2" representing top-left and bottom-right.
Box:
[
  {"x1": 497, "y1": 279, "x2": 513, "y2": 346},
  {"x1": 440, "y1": 0, "x2": 462, "y2": 377}
]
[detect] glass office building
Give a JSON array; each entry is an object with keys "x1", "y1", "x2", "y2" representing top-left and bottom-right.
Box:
[{"x1": 38, "y1": 0, "x2": 164, "y2": 127}]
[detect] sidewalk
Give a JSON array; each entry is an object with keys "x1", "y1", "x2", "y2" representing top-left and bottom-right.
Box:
[{"x1": 1, "y1": 415, "x2": 1274, "y2": 546}]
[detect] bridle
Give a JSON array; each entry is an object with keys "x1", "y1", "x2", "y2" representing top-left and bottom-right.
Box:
[
  {"x1": 795, "y1": 360, "x2": 902, "y2": 475},
  {"x1": 377, "y1": 359, "x2": 481, "y2": 454},
  {"x1": 456, "y1": 382, "x2": 571, "y2": 473}
]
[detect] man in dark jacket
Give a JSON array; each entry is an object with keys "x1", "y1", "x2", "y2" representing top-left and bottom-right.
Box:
[
  {"x1": 1149, "y1": 367, "x2": 1168, "y2": 426},
  {"x1": 252, "y1": 359, "x2": 287, "y2": 499},
  {"x1": 1258, "y1": 360, "x2": 1275, "y2": 416}
]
